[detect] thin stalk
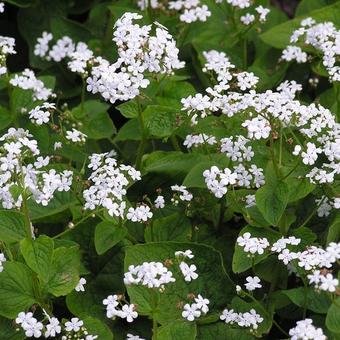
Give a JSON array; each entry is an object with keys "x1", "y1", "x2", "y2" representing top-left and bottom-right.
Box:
[
  {"x1": 279, "y1": 127, "x2": 283, "y2": 167},
  {"x1": 243, "y1": 291, "x2": 289, "y2": 337},
  {"x1": 242, "y1": 38, "x2": 247, "y2": 69},
  {"x1": 80, "y1": 77, "x2": 86, "y2": 113},
  {"x1": 299, "y1": 196, "x2": 326, "y2": 229},
  {"x1": 135, "y1": 96, "x2": 147, "y2": 169},
  {"x1": 53, "y1": 210, "x2": 101, "y2": 239},
  {"x1": 22, "y1": 192, "x2": 33, "y2": 239},
  {"x1": 170, "y1": 135, "x2": 181, "y2": 151}
]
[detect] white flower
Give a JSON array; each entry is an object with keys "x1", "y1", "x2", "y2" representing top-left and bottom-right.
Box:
[
  {"x1": 244, "y1": 276, "x2": 262, "y2": 291},
  {"x1": 45, "y1": 317, "x2": 61, "y2": 338},
  {"x1": 194, "y1": 294, "x2": 210, "y2": 314},
  {"x1": 126, "y1": 334, "x2": 145, "y2": 340},
  {"x1": 175, "y1": 249, "x2": 194, "y2": 259},
  {"x1": 154, "y1": 195, "x2": 165, "y2": 208},
  {"x1": 319, "y1": 273, "x2": 339, "y2": 292},
  {"x1": 65, "y1": 128, "x2": 87, "y2": 143},
  {"x1": 182, "y1": 303, "x2": 201, "y2": 321},
  {"x1": 179, "y1": 261, "x2": 198, "y2": 281},
  {"x1": 75, "y1": 277, "x2": 86, "y2": 292},
  {"x1": 65, "y1": 317, "x2": 83, "y2": 332},
  {"x1": 120, "y1": 304, "x2": 138, "y2": 323}
]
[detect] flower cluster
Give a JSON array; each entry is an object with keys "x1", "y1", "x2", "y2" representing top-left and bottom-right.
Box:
[
  {"x1": 203, "y1": 164, "x2": 264, "y2": 198},
  {"x1": 16, "y1": 312, "x2": 97, "y2": 339},
  {"x1": 27, "y1": 103, "x2": 55, "y2": 125},
  {"x1": 137, "y1": 0, "x2": 211, "y2": 23},
  {"x1": 103, "y1": 295, "x2": 138, "y2": 323},
  {"x1": 282, "y1": 18, "x2": 340, "y2": 81},
  {"x1": 10, "y1": 69, "x2": 54, "y2": 101},
  {"x1": 220, "y1": 308, "x2": 263, "y2": 330},
  {"x1": 182, "y1": 295, "x2": 210, "y2": 321},
  {"x1": 181, "y1": 50, "x2": 339, "y2": 188},
  {"x1": 203, "y1": 166, "x2": 237, "y2": 198},
  {"x1": 0, "y1": 35, "x2": 16, "y2": 75},
  {"x1": 35, "y1": 13, "x2": 184, "y2": 104},
  {"x1": 124, "y1": 262, "x2": 176, "y2": 288},
  {"x1": 0, "y1": 252, "x2": 6, "y2": 272},
  {"x1": 171, "y1": 184, "x2": 193, "y2": 202},
  {"x1": 220, "y1": 135, "x2": 254, "y2": 162},
  {"x1": 83, "y1": 152, "x2": 142, "y2": 218},
  {"x1": 236, "y1": 232, "x2": 270, "y2": 255},
  {"x1": 0, "y1": 128, "x2": 73, "y2": 211},
  {"x1": 289, "y1": 318, "x2": 326, "y2": 340},
  {"x1": 183, "y1": 133, "x2": 217, "y2": 148}
]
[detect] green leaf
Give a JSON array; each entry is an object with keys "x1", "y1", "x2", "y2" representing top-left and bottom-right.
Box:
[
  {"x1": 261, "y1": 2, "x2": 340, "y2": 49},
  {"x1": 115, "y1": 118, "x2": 142, "y2": 141},
  {"x1": 125, "y1": 242, "x2": 234, "y2": 324},
  {"x1": 143, "y1": 105, "x2": 179, "y2": 139},
  {"x1": 94, "y1": 221, "x2": 127, "y2": 255},
  {"x1": 0, "y1": 210, "x2": 26, "y2": 243},
  {"x1": 0, "y1": 315, "x2": 24, "y2": 339},
  {"x1": 143, "y1": 151, "x2": 207, "y2": 178},
  {"x1": 117, "y1": 100, "x2": 139, "y2": 118},
  {"x1": 144, "y1": 213, "x2": 192, "y2": 242},
  {"x1": 0, "y1": 262, "x2": 36, "y2": 318},
  {"x1": 47, "y1": 246, "x2": 80, "y2": 296},
  {"x1": 295, "y1": 0, "x2": 328, "y2": 16},
  {"x1": 197, "y1": 323, "x2": 256, "y2": 340},
  {"x1": 326, "y1": 297, "x2": 340, "y2": 333},
  {"x1": 256, "y1": 180, "x2": 289, "y2": 226},
  {"x1": 0, "y1": 106, "x2": 13, "y2": 132},
  {"x1": 327, "y1": 215, "x2": 340, "y2": 243},
  {"x1": 157, "y1": 321, "x2": 197, "y2": 339},
  {"x1": 232, "y1": 226, "x2": 279, "y2": 273},
  {"x1": 82, "y1": 317, "x2": 113, "y2": 340},
  {"x1": 28, "y1": 191, "x2": 76, "y2": 221},
  {"x1": 73, "y1": 100, "x2": 116, "y2": 140},
  {"x1": 283, "y1": 287, "x2": 332, "y2": 314},
  {"x1": 20, "y1": 235, "x2": 54, "y2": 283}
]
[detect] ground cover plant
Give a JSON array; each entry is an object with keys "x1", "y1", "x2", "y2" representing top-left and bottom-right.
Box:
[{"x1": 0, "y1": 0, "x2": 339, "y2": 338}]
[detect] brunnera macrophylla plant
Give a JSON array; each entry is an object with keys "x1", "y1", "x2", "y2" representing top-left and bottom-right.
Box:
[{"x1": 0, "y1": 0, "x2": 339, "y2": 339}]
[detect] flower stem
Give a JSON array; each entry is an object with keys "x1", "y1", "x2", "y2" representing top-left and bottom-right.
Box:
[{"x1": 135, "y1": 96, "x2": 147, "y2": 169}]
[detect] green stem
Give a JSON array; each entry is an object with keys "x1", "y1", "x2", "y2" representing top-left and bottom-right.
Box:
[
  {"x1": 242, "y1": 38, "x2": 247, "y2": 69},
  {"x1": 22, "y1": 194, "x2": 33, "y2": 239},
  {"x1": 53, "y1": 210, "x2": 102, "y2": 239},
  {"x1": 135, "y1": 96, "x2": 147, "y2": 169},
  {"x1": 299, "y1": 196, "x2": 326, "y2": 229},
  {"x1": 80, "y1": 77, "x2": 86, "y2": 113},
  {"x1": 243, "y1": 291, "x2": 289, "y2": 337},
  {"x1": 170, "y1": 135, "x2": 181, "y2": 151}
]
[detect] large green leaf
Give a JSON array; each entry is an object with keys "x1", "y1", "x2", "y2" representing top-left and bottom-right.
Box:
[
  {"x1": 83, "y1": 317, "x2": 113, "y2": 340},
  {"x1": 0, "y1": 262, "x2": 36, "y2": 318},
  {"x1": 157, "y1": 321, "x2": 197, "y2": 340},
  {"x1": 283, "y1": 287, "x2": 332, "y2": 314},
  {"x1": 0, "y1": 210, "x2": 26, "y2": 243},
  {"x1": 20, "y1": 235, "x2": 54, "y2": 283},
  {"x1": 125, "y1": 242, "x2": 234, "y2": 325},
  {"x1": 47, "y1": 246, "x2": 81, "y2": 296},
  {"x1": 144, "y1": 213, "x2": 192, "y2": 242},
  {"x1": 326, "y1": 298, "x2": 340, "y2": 334},
  {"x1": 28, "y1": 191, "x2": 76, "y2": 221},
  {"x1": 72, "y1": 100, "x2": 116, "y2": 140},
  {"x1": 143, "y1": 105, "x2": 179, "y2": 139},
  {"x1": 256, "y1": 180, "x2": 289, "y2": 226},
  {"x1": 94, "y1": 221, "x2": 127, "y2": 255},
  {"x1": 197, "y1": 323, "x2": 255, "y2": 340}
]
